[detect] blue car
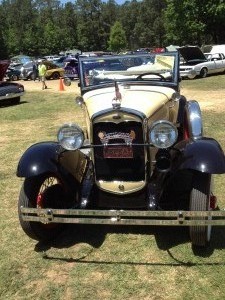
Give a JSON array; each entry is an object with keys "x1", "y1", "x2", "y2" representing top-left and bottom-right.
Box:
[{"x1": 5, "y1": 66, "x2": 21, "y2": 81}]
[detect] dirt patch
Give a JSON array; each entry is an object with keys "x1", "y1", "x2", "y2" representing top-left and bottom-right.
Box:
[
  {"x1": 18, "y1": 79, "x2": 80, "y2": 94},
  {"x1": 181, "y1": 88, "x2": 224, "y2": 112},
  {"x1": 19, "y1": 79, "x2": 224, "y2": 112}
]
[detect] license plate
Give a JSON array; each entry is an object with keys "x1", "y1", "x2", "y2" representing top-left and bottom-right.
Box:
[{"x1": 103, "y1": 146, "x2": 133, "y2": 158}]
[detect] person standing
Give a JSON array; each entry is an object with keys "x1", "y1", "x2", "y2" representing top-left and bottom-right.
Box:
[
  {"x1": 38, "y1": 61, "x2": 47, "y2": 90},
  {"x1": 32, "y1": 61, "x2": 39, "y2": 81}
]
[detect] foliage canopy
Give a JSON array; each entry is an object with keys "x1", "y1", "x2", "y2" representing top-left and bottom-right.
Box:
[{"x1": 0, "y1": 0, "x2": 224, "y2": 58}]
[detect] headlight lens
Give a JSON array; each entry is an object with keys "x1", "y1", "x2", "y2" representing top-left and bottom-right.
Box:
[
  {"x1": 57, "y1": 123, "x2": 84, "y2": 150},
  {"x1": 150, "y1": 121, "x2": 178, "y2": 148}
]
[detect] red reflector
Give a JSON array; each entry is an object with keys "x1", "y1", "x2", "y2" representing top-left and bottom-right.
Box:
[
  {"x1": 37, "y1": 193, "x2": 43, "y2": 208},
  {"x1": 210, "y1": 195, "x2": 217, "y2": 209}
]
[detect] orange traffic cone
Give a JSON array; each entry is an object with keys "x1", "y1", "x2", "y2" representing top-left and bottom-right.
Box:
[{"x1": 59, "y1": 77, "x2": 65, "y2": 91}]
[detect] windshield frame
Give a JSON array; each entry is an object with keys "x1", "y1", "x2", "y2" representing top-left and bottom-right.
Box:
[{"x1": 78, "y1": 52, "x2": 180, "y2": 95}]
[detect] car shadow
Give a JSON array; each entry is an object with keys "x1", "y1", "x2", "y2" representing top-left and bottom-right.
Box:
[
  {"x1": 34, "y1": 223, "x2": 225, "y2": 263},
  {"x1": 0, "y1": 100, "x2": 28, "y2": 107},
  {"x1": 154, "y1": 226, "x2": 225, "y2": 257},
  {"x1": 35, "y1": 224, "x2": 107, "y2": 253}
]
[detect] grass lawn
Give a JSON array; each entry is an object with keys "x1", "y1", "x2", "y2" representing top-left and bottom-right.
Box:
[{"x1": 0, "y1": 77, "x2": 225, "y2": 300}]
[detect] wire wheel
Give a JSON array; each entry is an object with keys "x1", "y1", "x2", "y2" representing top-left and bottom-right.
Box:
[
  {"x1": 18, "y1": 174, "x2": 66, "y2": 241},
  {"x1": 189, "y1": 172, "x2": 212, "y2": 247}
]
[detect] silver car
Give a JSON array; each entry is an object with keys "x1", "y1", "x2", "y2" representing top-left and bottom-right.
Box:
[{"x1": 179, "y1": 46, "x2": 225, "y2": 79}]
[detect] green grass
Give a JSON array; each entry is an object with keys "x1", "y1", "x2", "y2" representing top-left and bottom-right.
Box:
[
  {"x1": 180, "y1": 73, "x2": 225, "y2": 90},
  {"x1": 0, "y1": 79, "x2": 225, "y2": 300}
]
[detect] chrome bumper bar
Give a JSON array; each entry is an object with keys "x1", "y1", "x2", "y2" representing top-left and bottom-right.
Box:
[
  {"x1": 0, "y1": 91, "x2": 24, "y2": 101},
  {"x1": 20, "y1": 207, "x2": 225, "y2": 226}
]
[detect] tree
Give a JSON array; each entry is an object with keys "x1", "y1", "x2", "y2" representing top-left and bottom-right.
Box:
[
  {"x1": 57, "y1": 2, "x2": 79, "y2": 51},
  {"x1": 119, "y1": 0, "x2": 140, "y2": 50},
  {"x1": 0, "y1": 4, "x2": 8, "y2": 58},
  {"x1": 203, "y1": 1, "x2": 225, "y2": 44},
  {"x1": 75, "y1": 0, "x2": 104, "y2": 51},
  {"x1": 0, "y1": 0, "x2": 37, "y2": 55},
  {"x1": 108, "y1": 21, "x2": 127, "y2": 52},
  {"x1": 0, "y1": 0, "x2": 224, "y2": 58},
  {"x1": 119, "y1": 0, "x2": 166, "y2": 50},
  {"x1": 100, "y1": 0, "x2": 119, "y2": 50},
  {"x1": 164, "y1": 0, "x2": 225, "y2": 46}
]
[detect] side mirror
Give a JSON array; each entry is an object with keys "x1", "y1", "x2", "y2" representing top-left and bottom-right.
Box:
[{"x1": 63, "y1": 77, "x2": 71, "y2": 86}]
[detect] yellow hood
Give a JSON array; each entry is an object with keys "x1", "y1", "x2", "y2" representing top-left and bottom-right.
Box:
[{"x1": 84, "y1": 85, "x2": 175, "y2": 119}]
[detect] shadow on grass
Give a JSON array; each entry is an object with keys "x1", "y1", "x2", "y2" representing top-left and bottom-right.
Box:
[
  {"x1": 34, "y1": 224, "x2": 225, "y2": 265},
  {"x1": 0, "y1": 100, "x2": 28, "y2": 107},
  {"x1": 35, "y1": 224, "x2": 108, "y2": 253}
]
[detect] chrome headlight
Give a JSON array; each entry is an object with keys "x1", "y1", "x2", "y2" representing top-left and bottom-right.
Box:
[
  {"x1": 57, "y1": 123, "x2": 84, "y2": 150},
  {"x1": 149, "y1": 121, "x2": 178, "y2": 148},
  {"x1": 19, "y1": 86, "x2": 24, "y2": 92}
]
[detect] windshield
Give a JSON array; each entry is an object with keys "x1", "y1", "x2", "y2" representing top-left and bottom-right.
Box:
[{"x1": 78, "y1": 52, "x2": 179, "y2": 90}]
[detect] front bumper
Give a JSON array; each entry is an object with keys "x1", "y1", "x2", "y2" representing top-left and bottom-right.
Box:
[
  {"x1": 20, "y1": 207, "x2": 225, "y2": 226},
  {"x1": 179, "y1": 69, "x2": 198, "y2": 79},
  {"x1": 0, "y1": 91, "x2": 24, "y2": 101}
]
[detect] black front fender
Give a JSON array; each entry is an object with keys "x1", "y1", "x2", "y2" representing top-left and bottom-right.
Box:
[
  {"x1": 17, "y1": 142, "x2": 61, "y2": 178},
  {"x1": 174, "y1": 138, "x2": 225, "y2": 174}
]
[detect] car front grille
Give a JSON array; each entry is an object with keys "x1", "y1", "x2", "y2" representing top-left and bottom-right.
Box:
[{"x1": 93, "y1": 121, "x2": 145, "y2": 181}]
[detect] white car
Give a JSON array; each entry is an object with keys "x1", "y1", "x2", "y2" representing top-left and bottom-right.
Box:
[
  {"x1": 179, "y1": 46, "x2": 225, "y2": 79},
  {"x1": 210, "y1": 44, "x2": 225, "y2": 57}
]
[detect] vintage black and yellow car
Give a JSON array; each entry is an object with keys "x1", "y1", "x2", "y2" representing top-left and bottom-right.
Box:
[{"x1": 17, "y1": 52, "x2": 225, "y2": 251}]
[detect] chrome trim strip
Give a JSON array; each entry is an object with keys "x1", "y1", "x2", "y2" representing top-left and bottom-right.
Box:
[
  {"x1": 20, "y1": 207, "x2": 225, "y2": 226},
  {"x1": 92, "y1": 108, "x2": 146, "y2": 121}
]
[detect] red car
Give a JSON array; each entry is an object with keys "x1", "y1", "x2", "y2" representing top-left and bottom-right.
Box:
[{"x1": 0, "y1": 60, "x2": 24, "y2": 105}]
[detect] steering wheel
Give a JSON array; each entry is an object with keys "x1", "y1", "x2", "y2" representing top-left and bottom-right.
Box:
[{"x1": 136, "y1": 72, "x2": 166, "y2": 81}]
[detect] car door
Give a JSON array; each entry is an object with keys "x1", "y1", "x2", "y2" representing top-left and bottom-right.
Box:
[
  {"x1": 221, "y1": 54, "x2": 225, "y2": 72},
  {"x1": 210, "y1": 53, "x2": 224, "y2": 73}
]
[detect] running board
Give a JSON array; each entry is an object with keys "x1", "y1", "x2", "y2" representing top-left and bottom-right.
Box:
[{"x1": 20, "y1": 207, "x2": 225, "y2": 226}]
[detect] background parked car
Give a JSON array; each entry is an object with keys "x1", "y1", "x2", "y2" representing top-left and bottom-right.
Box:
[
  {"x1": 20, "y1": 61, "x2": 38, "y2": 80},
  {"x1": 45, "y1": 61, "x2": 65, "y2": 79},
  {"x1": 20, "y1": 60, "x2": 65, "y2": 80},
  {"x1": 10, "y1": 55, "x2": 33, "y2": 65},
  {"x1": 179, "y1": 45, "x2": 225, "y2": 79},
  {"x1": 210, "y1": 44, "x2": 225, "y2": 57},
  {"x1": 63, "y1": 58, "x2": 79, "y2": 79},
  {"x1": 0, "y1": 60, "x2": 24, "y2": 105},
  {"x1": 5, "y1": 66, "x2": 21, "y2": 81},
  {"x1": 44, "y1": 55, "x2": 61, "y2": 61}
]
